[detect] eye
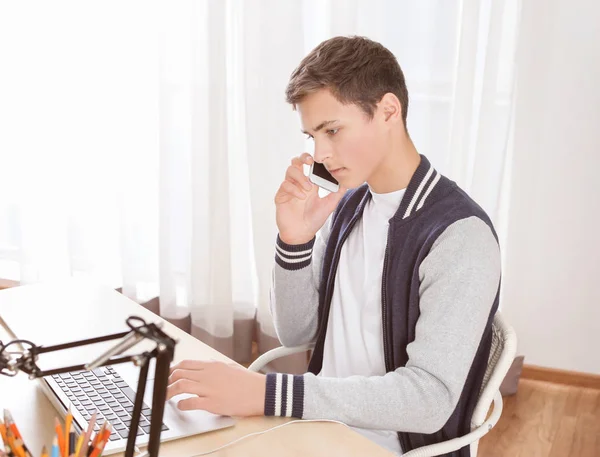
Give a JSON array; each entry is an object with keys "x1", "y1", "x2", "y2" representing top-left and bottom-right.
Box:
[
  {"x1": 305, "y1": 134, "x2": 314, "y2": 141},
  {"x1": 326, "y1": 128, "x2": 339, "y2": 136}
]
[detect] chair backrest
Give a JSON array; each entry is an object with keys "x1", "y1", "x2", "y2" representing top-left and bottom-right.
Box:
[{"x1": 471, "y1": 312, "x2": 518, "y2": 428}]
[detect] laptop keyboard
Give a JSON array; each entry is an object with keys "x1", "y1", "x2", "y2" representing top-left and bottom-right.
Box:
[{"x1": 51, "y1": 366, "x2": 169, "y2": 441}]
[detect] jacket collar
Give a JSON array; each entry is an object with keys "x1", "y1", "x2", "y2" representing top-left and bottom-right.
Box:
[{"x1": 391, "y1": 154, "x2": 442, "y2": 221}]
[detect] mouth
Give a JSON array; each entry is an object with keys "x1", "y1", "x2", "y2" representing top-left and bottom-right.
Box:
[{"x1": 328, "y1": 167, "x2": 346, "y2": 176}]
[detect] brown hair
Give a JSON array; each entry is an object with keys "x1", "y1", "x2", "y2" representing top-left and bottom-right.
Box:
[{"x1": 286, "y1": 36, "x2": 409, "y2": 128}]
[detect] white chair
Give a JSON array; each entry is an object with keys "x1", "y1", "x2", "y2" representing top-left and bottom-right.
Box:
[{"x1": 248, "y1": 312, "x2": 517, "y2": 457}]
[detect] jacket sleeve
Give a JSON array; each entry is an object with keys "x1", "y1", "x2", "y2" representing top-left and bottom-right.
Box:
[
  {"x1": 264, "y1": 216, "x2": 501, "y2": 434},
  {"x1": 269, "y1": 216, "x2": 332, "y2": 347}
]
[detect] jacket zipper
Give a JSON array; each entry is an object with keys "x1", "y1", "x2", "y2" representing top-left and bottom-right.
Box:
[
  {"x1": 383, "y1": 226, "x2": 408, "y2": 454},
  {"x1": 382, "y1": 224, "x2": 393, "y2": 372}
]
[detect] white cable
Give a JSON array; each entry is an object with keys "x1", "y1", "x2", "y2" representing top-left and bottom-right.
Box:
[
  {"x1": 189, "y1": 419, "x2": 349, "y2": 456},
  {"x1": 134, "y1": 419, "x2": 348, "y2": 457}
]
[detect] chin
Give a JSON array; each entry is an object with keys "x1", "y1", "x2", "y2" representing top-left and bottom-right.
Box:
[{"x1": 339, "y1": 175, "x2": 367, "y2": 190}]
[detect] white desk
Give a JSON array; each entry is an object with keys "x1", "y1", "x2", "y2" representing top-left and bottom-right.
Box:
[{"x1": 0, "y1": 280, "x2": 393, "y2": 457}]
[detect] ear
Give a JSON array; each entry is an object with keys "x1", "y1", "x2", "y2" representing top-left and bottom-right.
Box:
[{"x1": 378, "y1": 92, "x2": 402, "y2": 124}]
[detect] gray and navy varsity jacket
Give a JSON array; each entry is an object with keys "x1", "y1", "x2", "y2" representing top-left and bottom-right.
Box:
[{"x1": 265, "y1": 155, "x2": 501, "y2": 457}]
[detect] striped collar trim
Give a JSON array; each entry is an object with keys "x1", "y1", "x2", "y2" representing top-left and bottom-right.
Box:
[{"x1": 394, "y1": 155, "x2": 441, "y2": 220}]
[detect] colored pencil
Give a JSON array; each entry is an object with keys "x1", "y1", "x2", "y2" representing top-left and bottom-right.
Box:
[
  {"x1": 54, "y1": 419, "x2": 65, "y2": 457},
  {"x1": 77, "y1": 413, "x2": 95, "y2": 457},
  {"x1": 50, "y1": 437, "x2": 59, "y2": 457},
  {"x1": 73, "y1": 436, "x2": 83, "y2": 457},
  {"x1": 63, "y1": 410, "x2": 72, "y2": 457}
]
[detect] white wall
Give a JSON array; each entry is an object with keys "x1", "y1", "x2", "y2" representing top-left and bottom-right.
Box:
[{"x1": 501, "y1": 0, "x2": 600, "y2": 374}]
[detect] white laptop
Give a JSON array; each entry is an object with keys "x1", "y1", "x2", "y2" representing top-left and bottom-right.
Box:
[{"x1": 40, "y1": 361, "x2": 235, "y2": 454}]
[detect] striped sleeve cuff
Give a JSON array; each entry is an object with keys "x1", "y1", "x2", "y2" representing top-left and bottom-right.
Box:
[
  {"x1": 275, "y1": 235, "x2": 315, "y2": 271},
  {"x1": 264, "y1": 373, "x2": 305, "y2": 418}
]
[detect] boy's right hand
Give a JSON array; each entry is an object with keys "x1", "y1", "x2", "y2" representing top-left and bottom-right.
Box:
[{"x1": 275, "y1": 153, "x2": 346, "y2": 245}]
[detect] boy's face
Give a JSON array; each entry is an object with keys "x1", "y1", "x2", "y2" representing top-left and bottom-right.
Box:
[{"x1": 298, "y1": 88, "x2": 389, "y2": 189}]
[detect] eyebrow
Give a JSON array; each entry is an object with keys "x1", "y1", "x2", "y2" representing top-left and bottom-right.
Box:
[{"x1": 302, "y1": 120, "x2": 339, "y2": 135}]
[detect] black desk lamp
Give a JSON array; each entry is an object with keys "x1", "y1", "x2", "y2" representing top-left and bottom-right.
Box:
[{"x1": 0, "y1": 316, "x2": 176, "y2": 457}]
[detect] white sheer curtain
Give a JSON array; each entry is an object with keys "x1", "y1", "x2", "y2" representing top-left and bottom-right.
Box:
[
  {"x1": 0, "y1": 0, "x2": 520, "y2": 365},
  {"x1": 0, "y1": 1, "x2": 159, "y2": 292}
]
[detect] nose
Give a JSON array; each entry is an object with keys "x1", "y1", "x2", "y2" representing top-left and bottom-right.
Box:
[{"x1": 313, "y1": 139, "x2": 333, "y2": 164}]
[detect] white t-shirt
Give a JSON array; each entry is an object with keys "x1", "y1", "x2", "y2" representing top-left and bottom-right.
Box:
[{"x1": 319, "y1": 186, "x2": 406, "y2": 456}]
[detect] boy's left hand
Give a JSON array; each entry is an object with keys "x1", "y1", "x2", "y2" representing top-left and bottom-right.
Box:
[{"x1": 166, "y1": 360, "x2": 266, "y2": 417}]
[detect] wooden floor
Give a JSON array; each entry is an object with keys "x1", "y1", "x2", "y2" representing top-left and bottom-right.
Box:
[{"x1": 478, "y1": 379, "x2": 600, "y2": 457}]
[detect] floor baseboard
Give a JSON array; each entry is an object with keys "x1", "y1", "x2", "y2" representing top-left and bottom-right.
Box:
[{"x1": 522, "y1": 364, "x2": 600, "y2": 390}]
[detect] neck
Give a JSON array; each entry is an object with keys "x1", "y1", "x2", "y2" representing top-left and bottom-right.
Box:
[{"x1": 367, "y1": 133, "x2": 421, "y2": 194}]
